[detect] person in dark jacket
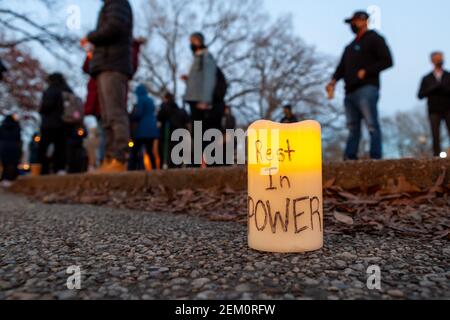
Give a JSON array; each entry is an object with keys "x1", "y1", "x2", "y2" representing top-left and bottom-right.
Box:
[
  {"x1": 129, "y1": 84, "x2": 159, "y2": 171},
  {"x1": 418, "y1": 51, "x2": 450, "y2": 157},
  {"x1": 157, "y1": 92, "x2": 191, "y2": 169},
  {"x1": 0, "y1": 59, "x2": 7, "y2": 80},
  {"x1": 66, "y1": 126, "x2": 88, "y2": 174},
  {"x1": 0, "y1": 115, "x2": 22, "y2": 185},
  {"x1": 83, "y1": 0, "x2": 133, "y2": 173},
  {"x1": 38, "y1": 73, "x2": 72, "y2": 175},
  {"x1": 280, "y1": 105, "x2": 298, "y2": 124},
  {"x1": 28, "y1": 133, "x2": 40, "y2": 165},
  {"x1": 326, "y1": 11, "x2": 393, "y2": 161}
]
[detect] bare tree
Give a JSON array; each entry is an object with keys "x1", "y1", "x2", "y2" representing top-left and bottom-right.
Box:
[
  {"x1": 137, "y1": 0, "x2": 340, "y2": 127},
  {"x1": 382, "y1": 108, "x2": 432, "y2": 159},
  {"x1": 136, "y1": 0, "x2": 263, "y2": 101},
  {"x1": 241, "y1": 17, "x2": 341, "y2": 124},
  {"x1": 0, "y1": 0, "x2": 78, "y2": 64}
]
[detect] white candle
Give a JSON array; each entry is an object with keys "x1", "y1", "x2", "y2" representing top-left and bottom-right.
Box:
[{"x1": 247, "y1": 120, "x2": 323, "y2": 253}]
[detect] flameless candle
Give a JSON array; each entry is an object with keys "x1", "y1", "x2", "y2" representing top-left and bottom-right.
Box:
[{"x1": 247, "y1": 120, "x2": 323, "y2": 253}]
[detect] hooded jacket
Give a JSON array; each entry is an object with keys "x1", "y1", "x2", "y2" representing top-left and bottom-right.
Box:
[
  {"x1": 87, "y1": 0, "x2": 133, "y2": 77},
  {"x1": 131, "y1": 85, "x2": 159, "y2": 139}
]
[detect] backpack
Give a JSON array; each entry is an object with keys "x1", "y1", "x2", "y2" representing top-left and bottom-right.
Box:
[
  {"x1": 213, "y1": 66, "x2": 228, "y2": 103},
  {"x1": 62, "y1": 91, "x2": 84, "y2": 124}
]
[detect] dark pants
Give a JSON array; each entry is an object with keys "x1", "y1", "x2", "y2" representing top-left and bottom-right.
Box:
[
  {"x1": 97, "y1": 71, "x2": 130, "y2": 163},
  {"x1": 344, "y1": 85, "x2": 382, "y2": 160},
  {"x1": 129, "y1": 138, "x2": 157, "y2": 171},
  {"x1": 38, "y1": 127, "x2": 66, "y2": 174},
  {"x1": 188, "y1": 101, "x2": 225, "y2": 166},
  {"x1": 1, "y1": 144, "x2": 20, "y2": 181},
  {"x1": 429, "y1": 110, "x2": 450, "y2": 157},
  {"x1": 67, "y1": 143, "x2": 87, "y2": 174}
]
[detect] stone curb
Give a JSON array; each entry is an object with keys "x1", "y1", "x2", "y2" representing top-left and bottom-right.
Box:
[{"x1": 10, "y1": 159, "x2": 450, "y2": 194}]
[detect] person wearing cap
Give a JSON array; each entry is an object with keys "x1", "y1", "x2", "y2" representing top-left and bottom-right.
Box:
[
  {"x1": 418, "y1": 51, "x2": 450, "y2": 157},
  {"x1": 326, "y1": 11, "x2": 393, "y2": 161}
]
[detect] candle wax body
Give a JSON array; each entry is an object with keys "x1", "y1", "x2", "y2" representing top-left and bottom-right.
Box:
[{"x1": 248, "y1": 120, "x2": 323, "y2": 253}]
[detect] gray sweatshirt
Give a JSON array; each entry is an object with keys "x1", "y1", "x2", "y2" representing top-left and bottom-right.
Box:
[{"x1": 184, "y1": 49, "x2": 217, "y2": 104}]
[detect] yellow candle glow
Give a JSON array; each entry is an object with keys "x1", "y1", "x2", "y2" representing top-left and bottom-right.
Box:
[{"x1": 247, "y1": 120, "x2": 323, "y2": 253}]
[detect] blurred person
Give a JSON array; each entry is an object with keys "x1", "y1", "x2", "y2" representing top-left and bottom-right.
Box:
[
  {"x1": 182, "y1": 32, "x2": 227, "y2": 166},
  {"x1": 326, "y1": 11, "x2": 393, "y2": 160},
  {"x1": 0, "y1": 59, "x2": 7, "y2": 80},
  {"x1": 28, "y1": 133, "x2": 41, "y2": 176},
  {"x1": 280, "y1": 105, "x2": 298, "y2": 124},
  {"x1": 83, "y1": 0, "x2": 133, "y2": 173},
  {"x1": 66, "y1": 126, "x2": 88, "y2": 174},
  {"x1": 157, "y1": 92, "x2": 191, "y2": 169},
  {"x1": 221, "y1": 105, "x2": 236, "y2": 132},
  {"x1": 221, "y1": 105, "x2": 237, "y2": 166},
  {"x1": 29, "y1": 133, "x2": 40, "y2": 165},
  {"x1": 38, "y1": 73, "x2": 72, "y2": 175},
  {"x1": 129, "y1": 84, "x2": 159, "y2": 171},
  {"x1": 418, "y1": 51, "x2": 450, "y2": 157},
  {"x1": 0, "y1": 115, "x2": 22, "y2": 186},
  {"x1": 84, "y1": 127, "x2": 101, "y2": 172}
]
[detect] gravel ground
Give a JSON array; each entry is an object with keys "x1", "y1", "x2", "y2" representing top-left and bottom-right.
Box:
[{"x1": 0, "y1": 191, "x2": 448, "y2": 300}]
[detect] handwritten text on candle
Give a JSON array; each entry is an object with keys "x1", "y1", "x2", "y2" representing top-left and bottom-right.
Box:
[{"x1": 249, "y1": 139, "x2": 322, "y2": 235}]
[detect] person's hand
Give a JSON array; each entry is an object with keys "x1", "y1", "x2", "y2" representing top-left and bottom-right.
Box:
[
  {"x1": 80, "y1": 37, "x2": 89, "y2": 48},
  {"x1": 181, "y1": 74, "x2": 188, "y2": 82},
  {"x1": 135, "y1": 37, "x2": 147, "y2": 45},
  {"x1": 357, "y1": 69, "x2": 366, "y2": 80},
  {"x1": 196, "y1": 102, "x2": 210, "y2": 110},
  {"x1": 326, "y1": 80, "x2": 336, "y2": 100}
]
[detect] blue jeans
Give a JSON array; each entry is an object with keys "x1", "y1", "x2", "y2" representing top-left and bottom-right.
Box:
[{"x1": 344, "y1": 85, "x2": 382, "y2": 160}]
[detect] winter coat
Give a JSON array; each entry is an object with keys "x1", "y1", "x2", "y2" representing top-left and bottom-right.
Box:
[
  {"x1": 87, "y1": 0, "x2": 133, "y2": 77},
  {"x1": 158, "y1": 101, "x2": 190, "y2": 134},
  {"x1": 82, "y1": 40, "x2": 142, "y2": 118},
  {"x1": 39, "y1": 84, "x2": 72, "y2": 130},
  {"x1": 131, "y1": 85, "x2": 159, "y2": 139},
  {"x1": 0, "y1": 116, "x2": 22, "y2": 164},
  {"x1": 333, "y1": 30, "x2": 393, "y2": 94},
  {"x1": 418, "y1": 70, "x2": 450, "y2": 114},
  {"x1": 184, "y1": 49, "x2": 217, "y2": 104}
]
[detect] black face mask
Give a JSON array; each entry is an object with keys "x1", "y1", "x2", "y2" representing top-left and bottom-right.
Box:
[
  {"x1": 350, "y1": 24, "x2": 360, "y2": 34},
  {"x1": 436, "y1": 61, "x2": 444, "y2": 68}
]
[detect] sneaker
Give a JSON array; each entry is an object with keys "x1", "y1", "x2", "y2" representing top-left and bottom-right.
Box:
[{"x1": 94, "y1": 159, "x2": 126, "y2": 174}]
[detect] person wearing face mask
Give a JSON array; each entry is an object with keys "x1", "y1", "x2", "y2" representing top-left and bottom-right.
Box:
[
  {"x1": 418, "y1": 51, "x2": 450, "y2": 157},
  {"x1": 182, "y1": 32, "x2": 227, "y2": 166},
  {"x1": 326, "y1": 11, "x2": 393, "y2": 161}
]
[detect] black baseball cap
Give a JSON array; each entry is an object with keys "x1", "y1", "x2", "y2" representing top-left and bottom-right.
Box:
[{"x1": 344, "y1": 11, "x2": 370, "y2": 24}]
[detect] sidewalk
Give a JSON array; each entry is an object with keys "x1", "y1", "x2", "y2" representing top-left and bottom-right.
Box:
[{"x1": 0, "y1": 191, "x2": 448, "y2": 300}]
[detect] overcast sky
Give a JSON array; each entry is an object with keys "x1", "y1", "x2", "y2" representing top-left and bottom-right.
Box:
[{"x1": 6, "y1": 0, "x2": 450, "y2": 118}]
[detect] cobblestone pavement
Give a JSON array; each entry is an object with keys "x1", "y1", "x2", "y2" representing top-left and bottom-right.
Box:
[{"x1": 0, "y1": 191, "x2": 448, "y2": 300}]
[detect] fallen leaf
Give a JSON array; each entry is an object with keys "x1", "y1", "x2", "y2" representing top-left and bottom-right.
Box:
[
  {"x1": 324, "y1": 178, "x2": 336, "y2": 189},
  {"x1": 333, "y1": 211, "x2": 354, "y2": 225}
]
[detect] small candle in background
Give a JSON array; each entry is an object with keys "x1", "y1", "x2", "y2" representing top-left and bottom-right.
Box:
[{"x1": 247, "y1": 120, "x2": 323, "y2": 253}]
